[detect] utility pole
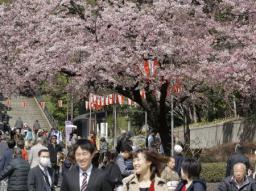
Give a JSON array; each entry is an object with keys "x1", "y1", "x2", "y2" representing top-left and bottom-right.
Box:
[
  {"x1": 113, "y1": 94, "x2": 117, "y2": 148},
  {"x1": 171, "y1": 94, "x2": 174, "y2": 156}
]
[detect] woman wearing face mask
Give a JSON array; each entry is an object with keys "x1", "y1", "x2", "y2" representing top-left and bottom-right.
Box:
[
  {"x1": 175, "y1": 158, "x2": 206, "y2": 191},
  {"x1": 122, "y1": 149, "x2": 168, "y2": 191},
  {"x1": 28, "y1": 149, "x2": 54, "y2": 191}
]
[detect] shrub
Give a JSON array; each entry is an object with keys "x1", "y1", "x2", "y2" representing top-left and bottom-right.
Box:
[
  {"x1": 200, "y1": 142, "x2": 256, "y2": 163},
  {"x1": 201, "y1": 162, "x2": 226, "y2": 182}
]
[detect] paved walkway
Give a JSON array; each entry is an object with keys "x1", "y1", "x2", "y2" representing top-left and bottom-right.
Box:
[{"x1": 207, "y1": 183, "x2": 219, "y2": 191}]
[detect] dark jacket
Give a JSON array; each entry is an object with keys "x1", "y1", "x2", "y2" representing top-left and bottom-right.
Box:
[
  {"x1": 226, "y1": 152, "x2": 250, "y2": 177},
  {"x1": 102, "y1": 162, "x2": 123, "y2": 189},
  {"x1": 0, "y1": 148, "x2": 13, "y2": 171},
  {"x1": 116, "y1": 154, "x2": 133, "y2": 177},
  {"x1": 61, "y1": 165, "x2": 112, "y2": 191},
  {"x1": 218, "y1": 176, "x2": 256, "y2": 191},
  {"x1": 14, "y1": 119, "x2": 23, "y2": 129},
  {"x1": 47, "y1": 144, "x2": 62, "y2": 166},
  {"x1": 27, "y1": 165, "x2": 54, "y2": 191},
  {"x1": 62, "y1": 159, "x2": 73, "y2": 176},
  {"x1": 175, "y1": 179, "x2": 207, "y2": 191},
  {"x1": 33, "y1": 121, "x2": 40, "y2": 130},
  {"x1": 0, "y1": 157, "x2": 30, "y2": 191},
  {"x1": 174, "y1": 154, "x2": 185, "y2": 177}
]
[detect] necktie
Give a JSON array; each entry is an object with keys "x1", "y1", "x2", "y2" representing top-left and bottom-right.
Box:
[
  {"x1": 43, "y1": 169, "x2": 51, "y2": 188},
  {"x1": 81, "y1": 172, "x2": 88, "y2": 191}
]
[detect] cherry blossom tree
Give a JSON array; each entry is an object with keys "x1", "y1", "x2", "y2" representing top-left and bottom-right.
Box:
[{"x1": 1, "y1": 0, "x2": 256, "y2": 154}]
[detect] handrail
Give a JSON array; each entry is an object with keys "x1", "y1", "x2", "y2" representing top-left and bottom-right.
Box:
[{"x1": 34, "y1": 93, "x2": 58, "y2": 130}]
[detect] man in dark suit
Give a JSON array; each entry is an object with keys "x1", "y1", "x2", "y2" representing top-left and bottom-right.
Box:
[
  {"x1": 48, "y1": 135, "x2": 62, "y2": 186},
  {"x1": 61, "y1": 139, "x2": 112, "y2": 191},
  {"x1": 28, "y1": 149, "x2": 54, "y2": 191}
]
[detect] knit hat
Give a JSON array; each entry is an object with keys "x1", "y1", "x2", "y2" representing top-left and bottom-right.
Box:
[{"x1": 174, "y1": 144, "x2": 183, "y2": 153}]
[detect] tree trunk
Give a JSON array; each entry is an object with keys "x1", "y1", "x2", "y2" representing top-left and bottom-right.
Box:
[
  {"x1": 116, "y1": 82, "x2": 172, "y2": 155},
  {"x1": 146, "y1": 102, "x2": 171, "y2": 155}
]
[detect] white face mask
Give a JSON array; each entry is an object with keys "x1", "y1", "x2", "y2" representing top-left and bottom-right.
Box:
[{"x1": 39, "y1": 157, "x2": 51, "y2": 167}]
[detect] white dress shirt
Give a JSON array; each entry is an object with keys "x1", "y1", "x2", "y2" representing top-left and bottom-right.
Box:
[{"x1": 79, "y1": 164, "x2": 93, "y2": 190}]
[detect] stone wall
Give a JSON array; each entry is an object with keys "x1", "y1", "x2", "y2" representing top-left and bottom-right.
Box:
[{"x1": 174, "y1": 119, "x2": 256, "y2": 148}]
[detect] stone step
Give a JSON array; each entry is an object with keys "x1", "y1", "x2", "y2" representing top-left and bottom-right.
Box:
[{"x1": 2, "y1": 96, "x2": 52, "y2": 130}]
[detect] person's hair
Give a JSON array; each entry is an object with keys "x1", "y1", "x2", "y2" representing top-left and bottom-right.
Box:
[
  {"x1": 104, "y1": 150, "x2": 118, "y2": 164},
  {"x1": 7, "y1": 139, "x2": 16, "y2": 149},
  {"x1": 17, "y1": 139, "x2": 25, "y2": 149},
  {"x1": 36, "y1": 137, "x2": 44, "y2": 144},
  {"x1": 100, "y1": 137, "x2": 106, "y2": 142},
  {"x1": 165, "y1": 156, "x2": 175, "y2": 163},
  {"x1": 73, "y1": 139, "x2": 96, "y2": 154},
  {"x1": 38, "y1": 149, "x2": 49, "y2": 157},
  {"x1": 13, "y1": 147, "x2": 22, "y2": 157},
  {"x1": 233, "y1": 162, "x2": 246, "y2": 172},
  {"x1": 51, "y1": 135, "x2": 57, "y2": 139},
  {"x1": 181, "y1": 158, "x2": 201, "y2": 179},
  {"x1": 133, "y1": 149, "x2": 165, "y2": 181},
  {"x1": 235, "y1": 144, "x2": 243, "y2": 153},
  {"x1": 120, "y1": 144, "x2": 132, "y2": 152},
  {"x1": 63, "y1": 147, "x2": 75, "y2": 164}
]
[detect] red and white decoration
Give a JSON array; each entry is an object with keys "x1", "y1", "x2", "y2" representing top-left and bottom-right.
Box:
[
  {"x1": 85, "y1": 93, "x2": 136, "y2": 111},
  {"x1": 58, "y1": 100, "x2": 63, "y2": 108},
  {"x1": 5, "y1": 99, "x2": 11, "y2": 107},
  {"x1": 143, "y1": 59, "x2": 159, "y2": 78},
  {"x1": 21, "y1": 101, "x2": 28, "y2": 108},
  {"x1": 40, "y1": 101, "x2": 46, "y2": 109}
]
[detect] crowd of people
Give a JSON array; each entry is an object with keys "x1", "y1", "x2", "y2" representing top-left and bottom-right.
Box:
[{"x1": 1, "y1": 117, "x2": 256, "y2": 191}]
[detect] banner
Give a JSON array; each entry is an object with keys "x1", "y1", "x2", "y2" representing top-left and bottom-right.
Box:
[
  {"x1": 5, "y1": 99, "x2": 11, "y2": 107},
  {"x1": 85, "y1": 101, "x2": 89, "y2": 110},
  {"x1": 65, "y1": 121, "x2": 76, "y2": 146},
  {"x1": 58, "y1": 100, "x2": 63, "y2": 108},
  {"x1": 128, "y1": 98, "x2": 133, "y2": 106},
  {"x1": 143, "y1": 59, "x2": 159, "y2": 78},
  {"x1": 140, "y1": 89, "x2": 146, "y2": 99},
  {"x1": 86, "y1": 93, "x2": 138, "y2": 109},
  {"x1": 40, "y1": 102, "x2": 46, "y2": 109},
  {"x1": 21, "y1": 101, "x2": 28, "y2": 108},
  {"x1": 172, "y1": 80, "x2": 182, "y2": 94},
  {"x1": 118, "y1": 95, "x2": 124, "y2": 105}
]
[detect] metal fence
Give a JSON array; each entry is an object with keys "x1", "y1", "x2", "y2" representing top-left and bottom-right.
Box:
[{"x1": 34, "y1": 92, "x2": 58, "y2": 129}]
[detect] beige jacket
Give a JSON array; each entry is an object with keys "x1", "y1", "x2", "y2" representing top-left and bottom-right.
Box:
[
  {"x1": 122, "y1": 174, "x2": 168, "y2": 191},
  {"x1": 161, "y1": 166, "x2": 179, "y2": 182}
]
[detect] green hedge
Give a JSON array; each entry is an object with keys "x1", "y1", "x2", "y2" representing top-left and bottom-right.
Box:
[{"x1": 201, "y1": 162, "x2": 226, "y2": 182}]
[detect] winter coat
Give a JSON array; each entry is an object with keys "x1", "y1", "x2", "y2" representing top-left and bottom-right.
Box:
[
  {"x1": 122, "y1": 174, "x2": 168, "y2": 191},
  {"x1": 47, "y1": 143, "x2": 62, "y2": 166},
  {"x1": 175, "y1": 179, "x2": 206, "y2": 191},
  {"x1": 28, "y1": 143, "x2": 47, "y2": 168},
  {"x1": 116, "y1": 154, "x2": 133, "y2": 177},
  {"x1": 33, "y1": 121, "x2": 41, "y2": 131},
  {"x1": 226, "y1": 152, "x2": 250, "y2": 177},
  {"x1": 103, "y1": 162, "x2": 123, "y2": 189},
  {"x1": 14, "y1": 119, "x2": 23, "y2": 129},
  {"x1": 161, "y1": 166, "x2": 179, "y2": 182},
  {"x1": 174, "y1": 154, "x2": 185, "y2": 177},
  {"x1": 99, "y1": 141, "x2": 108, "y2": 154},
  {"x1": 0, "y1": 148, "x2": 13, "y2": 171},
  {"x1": 25, "y1": 130, "x2": 33, "y2": 141},
  {"x1": 0, "y1": 157, "x2": 30, "y2": 191},
  {"x1": 62, "y1": 159, "x2": 73, "y2": 176},
  {"x1": 218, "y1": 176, "x2": 256, "y2": 191}
]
